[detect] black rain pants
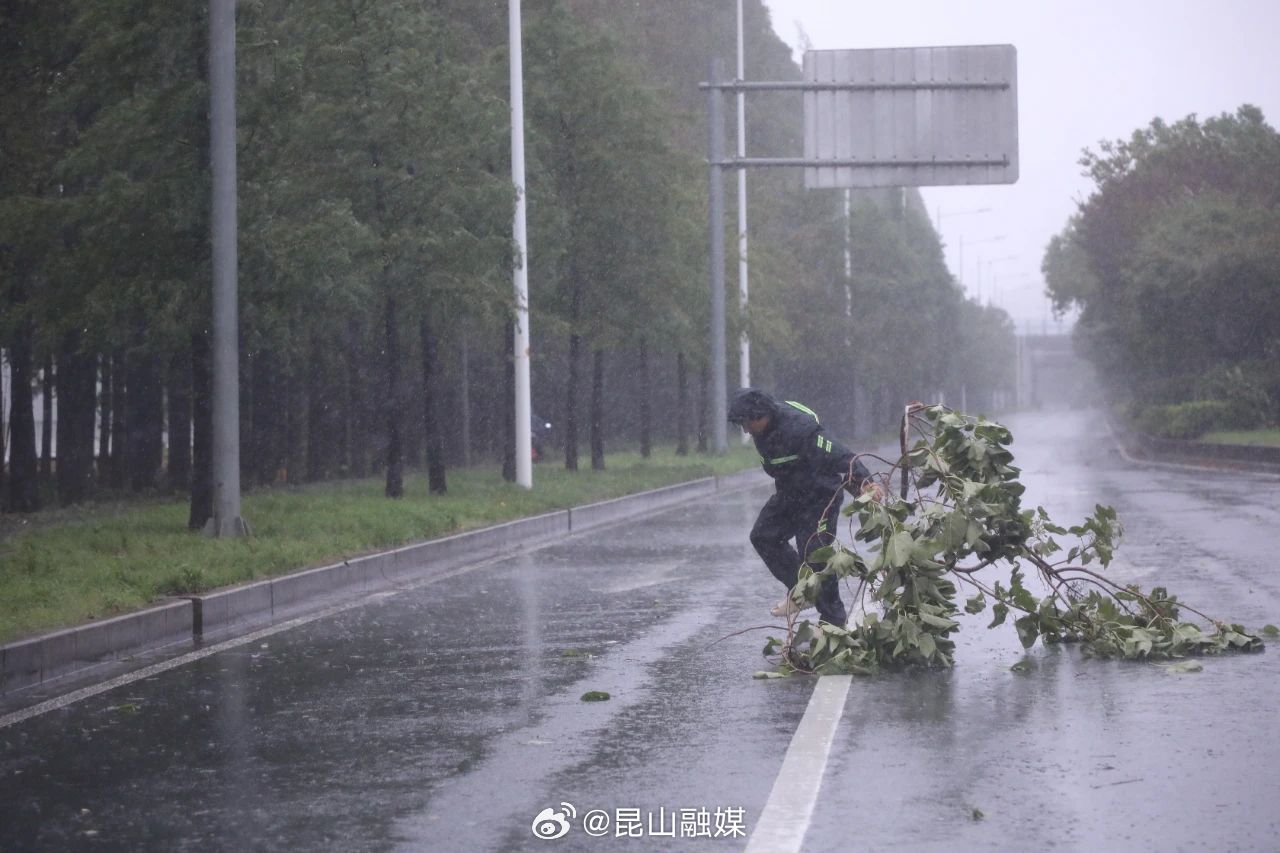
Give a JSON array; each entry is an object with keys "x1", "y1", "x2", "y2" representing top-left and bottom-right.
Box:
[{"x1": 749, "y1": 490, "x2": 847, "y2": 626}]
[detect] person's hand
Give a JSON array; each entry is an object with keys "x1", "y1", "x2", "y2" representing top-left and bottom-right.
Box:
[{"x1": 861, "y1": 480, "x2": 885, "y2": 502}]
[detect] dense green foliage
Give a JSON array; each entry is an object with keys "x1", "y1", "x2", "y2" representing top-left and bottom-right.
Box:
[
  {"x1": 2, "y1": 0, "x2": 1015, "y2": 520},
  {"x1": 1043, "y1": 107, "x2": 1280, "y2": 436},
  {"x1": 759, "y1": 406, "x2": 1266, "y2": 677}
]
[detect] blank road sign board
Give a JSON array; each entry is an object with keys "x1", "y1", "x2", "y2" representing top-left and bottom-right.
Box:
[{"x1": 802, "y1": 45, "x2": 1018, "y2": 189}]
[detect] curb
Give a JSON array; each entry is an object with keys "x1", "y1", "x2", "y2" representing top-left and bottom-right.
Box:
[
  {"x1": 1, "y1": 469, "x2": 771, "y2": 697},
  {"x1": 1108, "y1": 420, "x2": 1280, "y2": 476}
]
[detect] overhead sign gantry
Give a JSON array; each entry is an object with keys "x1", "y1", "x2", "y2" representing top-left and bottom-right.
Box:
[{"x1": 703, "y1": 45, "x2": 1019, "y2": 451}]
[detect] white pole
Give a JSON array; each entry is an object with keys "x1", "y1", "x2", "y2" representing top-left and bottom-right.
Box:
[
  {"x1": 736, "y1": 0, "x2": 749, "y2": 394},
  {"x1": 510, "y1": 0, "x2": 533, "y2": 488}
]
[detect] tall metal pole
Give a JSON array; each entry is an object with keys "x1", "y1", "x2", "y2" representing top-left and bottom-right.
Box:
[
  {"x1": 708, "y1": 59, "x2": 728, "y2": 453},
  {"x1": 735, "y1": 0, "x2": 749, "y2": 394},
  {"x1": 208, "y1": 0, "x2": 247, "y2": 537},
  {"x1": 510, "y1": 0, "x2": 533, "y2": 488}
]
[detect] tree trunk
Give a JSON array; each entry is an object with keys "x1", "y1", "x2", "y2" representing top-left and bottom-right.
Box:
[
  {"x1": 638, "y1": 337, "x2": 651, "y2": 458},
  {"x1": 305, "y1": 334, "x2": 330, "y2": 482},
  {"x1": 167, "y1": 347, "x2": 192, "y2": 492},
  {"x1": 345, "y1": 318, "x2": 367, "y2": 478},
  {"x1": 420, "y1": 313, "x2": 447, "y2": 494},
  {"x1": 697, "y1": 362, "x2": 709, "y2": 453},
  {"x1": 7, "y1": 322, "x2": 40, "y2": 512},
  {"x1": 676, "y1": 351, "x2": 689, "y2": 456},
  {"x1": 109, "y1": 347, "x2": 126, "y2": 489},
  {"x1": 55, "y1": 331, "x2": 96, "y2": 506},
  {"x1": 0, "y1": 347, "x2": 6, "y2": 509},
  {"x1": 384, "y1": 294, "x2": 404, "y2": 498},
  {"x1": 248, "y1": 346, "x2": 274, "y2": 485},
  {"x1": 40, "y1": 353, "x2": 54, "y2": 483},
  {"x1": 189, "y1": 328, "x2": 213, "y2": 530},
  {"x1": 459, "y1": 326, "x2": 471, "y2": 467},
  {"x1": 565, "y1": 329, "x2": 582, "y2": 471},
  {"x1": 502, "y1": 318, "x2": 516, "y2": 482},
  {"x1": 96, "y1": 355, "x2": 109, "y2": 483},
  {"x1": 127, "y1": 348, "x2": 164, "y2": 492},
  {"x1": 285, "y1": 348, "x2": 305, "y2": 484},
  {"x1": 590, "y1": 347, "x2": 605, "y2": 470}
]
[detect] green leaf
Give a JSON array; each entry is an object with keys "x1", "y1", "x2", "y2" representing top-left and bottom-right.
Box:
[
  {"x1": 988, "y1": 601, "x2": 1009, "y2": 628},
  {"x1": 808, "y1": 545, "x2": 836, "y2": 564},
  {"x1": 1014, "y1": 614, "x2": 1040, "y2": 649},
  {"x1": 964, "y1": 592, "x2": 987, "y2": 614},
  {"x1": 580, "y1": 691, "x2": 611, "y2": 702},
  {"x1": 919, "y1": 612, "x2": 959, "y2": 631},
  {"x1": 1262, "y1": 624, "x2": 1279, "y2": 636},
  {"x1": 753, "y1": 671, "x2": 789, "y2": 680},
  {"x1": 886, "y1": 531, "x2": 915, "y2": 567}
]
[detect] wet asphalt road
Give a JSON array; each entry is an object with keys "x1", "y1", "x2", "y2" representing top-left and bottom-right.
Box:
[{"x1": 2, "y1": 409, "x2": 1279, "y2": 852}]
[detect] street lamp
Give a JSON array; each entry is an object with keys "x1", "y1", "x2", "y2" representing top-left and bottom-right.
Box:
[
  {"x1": 934, "y1": 207, "x2": 991, "y2": 290},
  {"x1": 980, "y1": 254, "x2": 1018, "y2": 304},
  {"x1": 960, "y1": 235, "x2": 1004, "y2": 296}
]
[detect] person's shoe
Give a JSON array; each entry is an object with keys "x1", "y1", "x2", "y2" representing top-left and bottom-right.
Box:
[{"x1": 770, "y1": 597, "x2": 814, "y2": 618}]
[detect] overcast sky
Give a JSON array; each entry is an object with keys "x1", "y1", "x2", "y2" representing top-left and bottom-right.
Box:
[{"x1": 758, "y1": 0, "x2": 1280, "y2": 333}]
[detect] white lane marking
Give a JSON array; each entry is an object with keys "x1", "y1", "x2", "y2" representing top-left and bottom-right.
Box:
[
  {"x1": 745, "y1": 675, "x2": 852, "y2": 853},
  {"x1": 0, "y1": 557, "x2": 501, "y2": 730}
]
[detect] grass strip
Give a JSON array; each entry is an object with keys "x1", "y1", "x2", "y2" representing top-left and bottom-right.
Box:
[
  {"x1": 1199, "y1": 428, "x2": 1280, "y2": 448},
  {"x1": 0, "y1": 446, "x2": 758, "y2": 644}
]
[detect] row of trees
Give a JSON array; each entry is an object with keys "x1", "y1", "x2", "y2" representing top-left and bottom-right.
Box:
[
  {"x1": 1, "y1": 0, "x2": 1015, "y2": 519},
  {"x1": 1043, "y1": 106, "x2": 1280, "y2": 428}
]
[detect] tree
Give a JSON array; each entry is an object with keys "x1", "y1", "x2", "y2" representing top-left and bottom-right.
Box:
[
  {"x1": 525, "y1": 0, "x2": 703, "y2": 469},
  {"x1": 1051, "y1": 107, "x2": 1280, "y2": 416}
]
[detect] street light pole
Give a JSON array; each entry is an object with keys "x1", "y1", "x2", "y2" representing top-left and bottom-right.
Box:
[
  {"x1": 736, "y1": 0, "x2": 749, "y2": 398},
  {"x1": 207, "y1": 0, "x2": 247, "y2": 538},
  {"x1": 934, "y1": 206, "x2": 990, "y2": 292},
  {"x1": 510, "y1": 0, "x2": 533, "y2": 488},
  {"x1": 963, "y1": 235, "x2": 1005, "y2": 299},
  {"x1": 980, "y1": 254, "x2": 1018, "y2": 304},
  {"x1": 707, "y1": 58, "x2": 728, "y2": 454}
]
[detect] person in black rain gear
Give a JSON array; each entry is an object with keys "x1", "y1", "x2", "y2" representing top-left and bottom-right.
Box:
[{"x1": 728, "y1": 387, "x2": 875, "y2": 627}]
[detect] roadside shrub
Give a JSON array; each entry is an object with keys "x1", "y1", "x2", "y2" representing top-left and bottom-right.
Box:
[
  {"x1": 1195, "y1": 364, "x2": 1276, "y2": 426},
  {"x1": 1134, "y1": 400, "x2": 1255, "y2": 440}
]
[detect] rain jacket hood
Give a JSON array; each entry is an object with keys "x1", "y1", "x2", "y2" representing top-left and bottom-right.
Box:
[{"x1": 727, "y1": 387, "x2": 780, "y2": 424}]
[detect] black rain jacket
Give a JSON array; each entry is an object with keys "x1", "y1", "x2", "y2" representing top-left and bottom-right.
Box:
[{"x1": 745, "y1": 394, "x2": 871, "y2": 502}]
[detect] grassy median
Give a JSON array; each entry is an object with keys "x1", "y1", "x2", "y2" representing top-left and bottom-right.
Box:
[
  {"x1": 1201, "y1": 428, "x2": 1280, "y2": 447},
  {"x1": 0, "y1": 446, "x2": 759, "y2": 644}
]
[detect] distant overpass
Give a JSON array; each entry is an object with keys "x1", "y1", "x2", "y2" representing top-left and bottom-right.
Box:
[{"x1": 1015, "y1": 333, "x2": 1096, "y2": 409}]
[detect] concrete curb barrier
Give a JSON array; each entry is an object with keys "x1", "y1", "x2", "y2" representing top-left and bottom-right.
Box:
[
  {"x1": 2, "y1": 469, "x2": 770, "y2": 697},
  {"x1": 1, "y1": 601, "x2": 193, "y2": 694},
  {"x1": 716, "y1": 468, "x2": 772, "y2": 492},
  {"x1": 193, "y1": 510, "x2": 572, "y2": 642},
  {"x1": 1109, "y1": 420, "x2": 1280, "y2": 475},
  {"x1": 568, "y1": 478, "x2": 716, "y2": 531}
]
